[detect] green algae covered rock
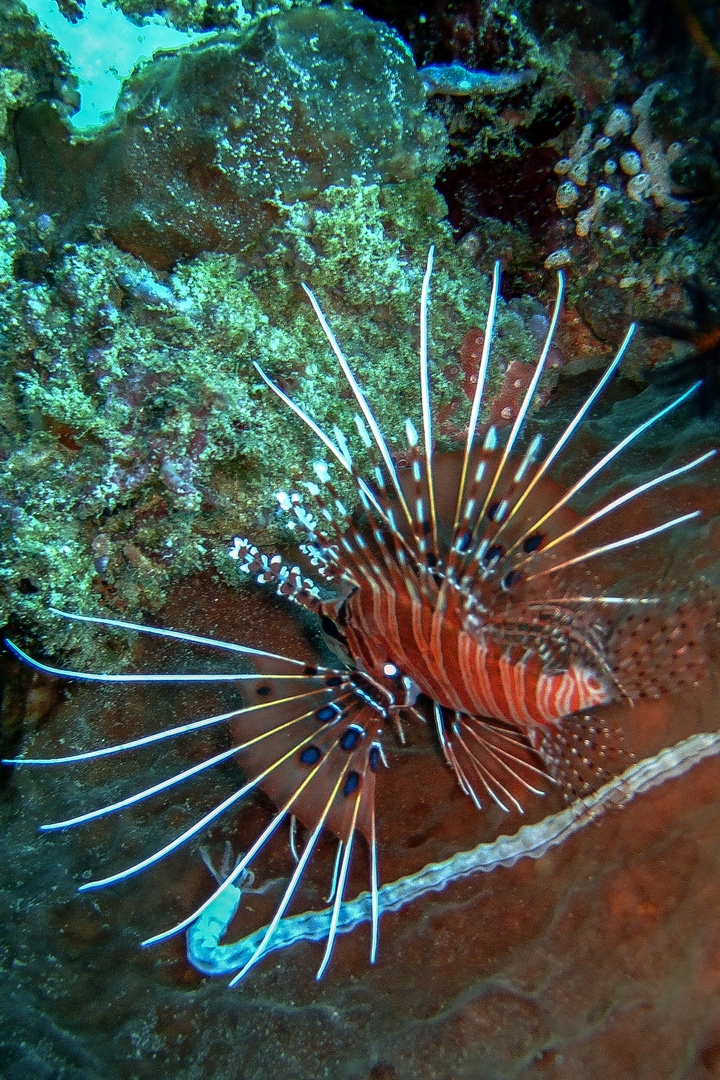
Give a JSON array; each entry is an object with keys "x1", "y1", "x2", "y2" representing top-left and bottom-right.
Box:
[
  {"x1": 105, "y1": 6, "x2": 445, "y2": 266},
  {"x1": 1, "y1": 174, "x2": 548, "y2": 662},
  {"x1": 18, "y1": 6, "x2": 446, "y2": 269}
]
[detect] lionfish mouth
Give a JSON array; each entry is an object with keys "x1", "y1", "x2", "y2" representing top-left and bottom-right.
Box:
[{"x1": 4, "y1": 249, "x2": 718, "y2": 985}]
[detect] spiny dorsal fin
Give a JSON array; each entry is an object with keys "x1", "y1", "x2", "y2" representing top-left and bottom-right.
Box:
[{"x1": 229, "y1": 536, "x2": 323, "y2": 611}]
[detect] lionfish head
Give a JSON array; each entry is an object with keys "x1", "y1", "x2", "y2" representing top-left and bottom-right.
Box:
[{"x1": 5, "y1": 249, "x2": 718, "y2": 984}]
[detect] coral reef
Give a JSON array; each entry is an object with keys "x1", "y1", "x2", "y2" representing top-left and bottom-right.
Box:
[
  {"x1": 17, "y1": 6, "x2": 446, "y2": 266},
  {"x1": 2, "y1": 0, "x2": 720, "y2": 1077},
  {"x1": 410, "y1": 1, "x2": 574, "y2": 245},
  {"x1": 547, "y1": 81, "x2": 687, "y2": 261},
  {"x1": 1, "y1": 161, "x2": 554, "y2": 664}
]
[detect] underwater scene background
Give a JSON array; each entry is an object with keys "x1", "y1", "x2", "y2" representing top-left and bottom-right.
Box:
[{"x1": 2, "y1": 0, "x2": 720, "y2": 1077}]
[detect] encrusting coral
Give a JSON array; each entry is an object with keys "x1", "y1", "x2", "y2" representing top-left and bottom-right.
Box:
[
  {"x1": 1, "y1": 170, "x2": 555, "y2": 665},
  {"x1": 16, "y1": 6, "x2": 446, "y2": 268}
]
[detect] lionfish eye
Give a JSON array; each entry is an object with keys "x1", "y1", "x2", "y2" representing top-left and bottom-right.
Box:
[{"x1": 321, "y1": 615, "x2": 343, "y2": 639}]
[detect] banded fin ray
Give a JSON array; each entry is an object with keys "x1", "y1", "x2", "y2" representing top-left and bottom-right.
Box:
[{"x1": 440, "y1": 711, "x2": 554, "y2": 814}]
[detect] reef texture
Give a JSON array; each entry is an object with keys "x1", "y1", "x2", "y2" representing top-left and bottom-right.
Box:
[
  {"x1": 3, "y1": 0, "x2": 720, "y2": 1077},
  {"x1": 17, "y1": 6, "x2": 447, "y2": 267}
]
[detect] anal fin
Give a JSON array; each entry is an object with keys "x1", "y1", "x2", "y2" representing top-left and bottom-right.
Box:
[{"x1": 538, "y1": 710, "x2": 635, "y2": 803}]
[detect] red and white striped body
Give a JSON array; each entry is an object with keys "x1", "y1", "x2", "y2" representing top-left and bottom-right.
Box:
[{"x1": 341, "y1": 575, "x2": 611, "y2": 734}]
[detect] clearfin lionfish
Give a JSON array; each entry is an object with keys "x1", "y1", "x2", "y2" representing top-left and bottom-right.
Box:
[{"x1": 4, "y1": 249, "x2": 718, "y2": 984}]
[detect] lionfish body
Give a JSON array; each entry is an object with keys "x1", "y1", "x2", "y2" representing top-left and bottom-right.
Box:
[
  {"x1": 5, "y1": 250, "x2": 717, "y2": 982},
  {"x1": 328, "y1": 454, "x2": 613, "y2": 729}
]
